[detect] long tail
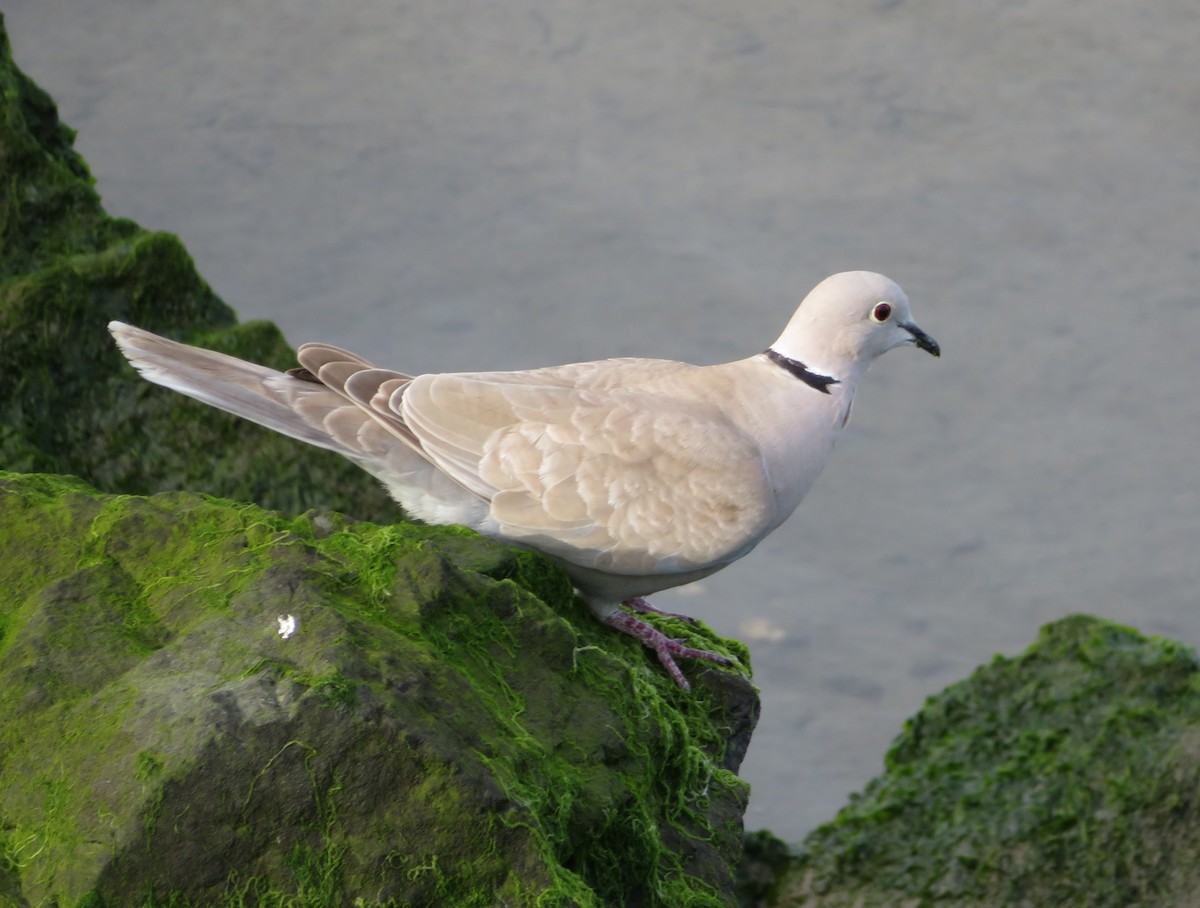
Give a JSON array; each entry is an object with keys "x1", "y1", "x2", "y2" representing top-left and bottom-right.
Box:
[{"x1": 108, "y1": 321, "x2": 357, "y2": 456}]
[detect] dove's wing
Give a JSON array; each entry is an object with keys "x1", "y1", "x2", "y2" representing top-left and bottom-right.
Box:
[
  {"x1": 476, "y1": 381, "x2": 776, "y2": 575},
  {"x1": 311, "y1": 358, "x2": 780, "y2": 576}
]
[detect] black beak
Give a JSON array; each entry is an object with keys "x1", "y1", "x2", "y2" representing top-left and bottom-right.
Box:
[{"x1": 901, "y1": 322, "x2": 940, "y2": 357}]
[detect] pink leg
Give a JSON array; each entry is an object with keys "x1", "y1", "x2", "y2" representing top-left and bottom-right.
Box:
[
  {"x1": 603, "y1": 605, "x2": 733, "y2": 692},
  {"x1": 621, "y1": 596, "x2": 697, "y2": 624}
]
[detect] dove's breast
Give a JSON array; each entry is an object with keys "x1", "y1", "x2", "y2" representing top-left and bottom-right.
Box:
[{"x1": 704, "y1": 357, "x2": 856, "y2": 533}]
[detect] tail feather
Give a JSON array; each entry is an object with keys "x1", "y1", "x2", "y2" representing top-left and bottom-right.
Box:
[
  {"x1": 108, "y1": 321, "x2": 353, "y2": 456},
  {"x1": 108, "y1": 322, "x2": 492, "y2": 525}
]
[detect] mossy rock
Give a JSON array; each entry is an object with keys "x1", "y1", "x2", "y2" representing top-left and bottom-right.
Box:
[
  {"x1": 0, "y1": 12, "x2": 395, "y2": 522},
  {"x1": 0, "y1": 471, "x2": 758, "y2": 906},
  {"x1": 754, "y1": 615, "x2": 1200, "y2": 907}
]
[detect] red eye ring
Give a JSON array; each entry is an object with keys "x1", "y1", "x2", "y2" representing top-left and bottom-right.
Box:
[{"x1": 871, "y1": 302, "x2": 892, "y2": 322}]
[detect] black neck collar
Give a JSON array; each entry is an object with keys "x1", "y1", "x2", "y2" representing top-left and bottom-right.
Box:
[{"x1": 763, "y1": 348, "x2": 839, "y2": 394}]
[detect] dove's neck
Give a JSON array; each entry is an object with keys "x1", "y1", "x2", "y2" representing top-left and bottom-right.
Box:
[
  {"x1": 762, "y1": 349, "x2": 840, "y2": 395},
  {"x1": 765, "y1": 332, "x2": 870, "y2": 394}
]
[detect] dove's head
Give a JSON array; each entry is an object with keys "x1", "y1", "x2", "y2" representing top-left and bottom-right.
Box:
[{"x1": 771, "y1": 271, "x2": 939, "y2": 376}]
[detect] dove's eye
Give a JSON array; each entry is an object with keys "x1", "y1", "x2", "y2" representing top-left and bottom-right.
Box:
[{"x1": 870, "y1": 302, "x2": 892, "y2": 323}]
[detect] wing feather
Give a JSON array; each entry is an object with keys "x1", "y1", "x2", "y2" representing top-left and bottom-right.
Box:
[{"x1": 394, "y1": 372, "x2": 777, "y2": 574}]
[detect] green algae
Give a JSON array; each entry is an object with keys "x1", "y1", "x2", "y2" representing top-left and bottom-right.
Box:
[
  {"x1": 0, "y1": 472, "x2": 755, "y2": 906},
  {"x1": 0, "y1": 13, "x2": 395, "y2": 522},
  {"x1": 763, "y1": 615, "x2": 1200, "y2": 907}
]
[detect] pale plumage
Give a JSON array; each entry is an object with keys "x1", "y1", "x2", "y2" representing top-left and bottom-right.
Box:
[{"x1": 110, "y1": 270, "x2": 938, "y2": 690}]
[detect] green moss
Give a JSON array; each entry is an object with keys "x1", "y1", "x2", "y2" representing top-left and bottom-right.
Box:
[
  {"x1": 0, "y1": 472, "x2": 755, "y2": 906},
  {"x1": 305, "y1": 671, "x2": 359, "y2": 709},
  {"x1": 774, "y1": 615, "x2": 1200, "y2": 907},
  {"x1": 0, "y1": 10, "x2": 104, "y2": 282}
]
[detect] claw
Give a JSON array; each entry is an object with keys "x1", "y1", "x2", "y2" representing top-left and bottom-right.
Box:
[
  {"x1": 620, "y1": 595, "x2": 698, "y2": 624},
  {"x1": 603, "y1": 607, "x2": 733, "y2": 691}
]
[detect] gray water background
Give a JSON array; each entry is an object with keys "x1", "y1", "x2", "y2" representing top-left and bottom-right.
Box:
[{"x1": 7, "y1": 0, "x2": 1199, "y2": 841}]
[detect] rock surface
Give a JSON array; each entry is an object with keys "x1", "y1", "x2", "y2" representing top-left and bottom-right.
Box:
[
  {"x1": 751, "y1": 616, "x2": 1200, "y2": 907},
  {"x1": 0, "y1": 471, "x2": 757, "y2": 906}
]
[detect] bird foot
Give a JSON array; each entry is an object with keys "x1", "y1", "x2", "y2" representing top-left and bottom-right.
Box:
[
  {"x1": 620, "y1": 595, "x2": 698, "y2": 624},
  {"x1": 603, "y1": 605, "x2": 732, "y2": 691}
]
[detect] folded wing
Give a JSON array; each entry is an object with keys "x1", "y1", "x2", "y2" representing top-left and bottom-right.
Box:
[{"x1": 352, "y1": 367, "x2": 778, "y2": 575}]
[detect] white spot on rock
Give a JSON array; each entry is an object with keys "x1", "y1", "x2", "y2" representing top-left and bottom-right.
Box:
[{"x1": 277, "y1": 614, "x2": 298, "y2": 639}]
